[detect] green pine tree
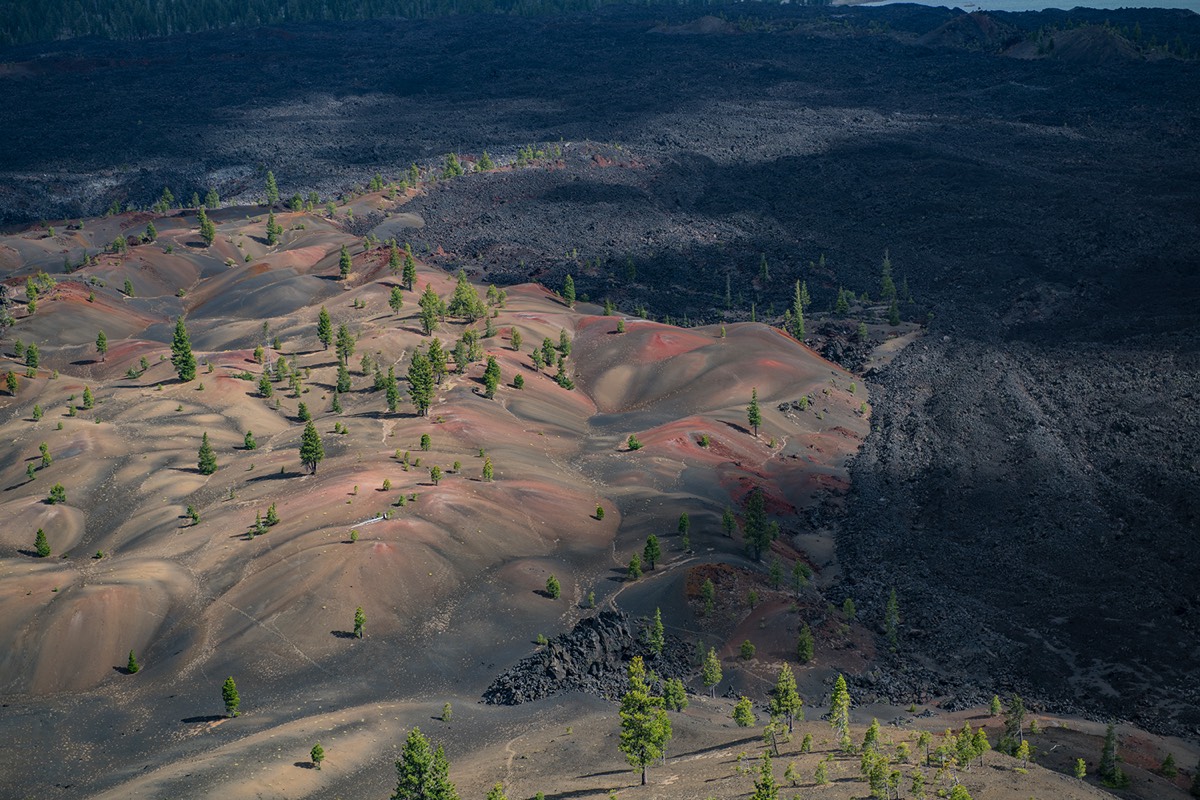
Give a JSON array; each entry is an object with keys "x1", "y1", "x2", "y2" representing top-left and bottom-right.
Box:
[
  {"x1": 354, "y1": 606, "x2": 366, "y2": 638},
  {"x1": 733, "y1": 696, "x2": 755, "y2": 727},
  {"x1": 750, "y1": 752, "x2": 779, "y2": 800},
  {"x1": 563, "y1": 274, "x2": 576, "y2": 308},
  {"x1": 647, "y1": 607, "x2": 664, "y2": 655},
  {"x1": 34, "y1": 528, "x2": 51, "y2": 557},
  {"x1": 642, "y1": 534, "x2": 661, "y2": 569},
  {"x1": 339, "y1": 245, "x2": 352, "y2": 279},
  {"x1": 197, "y1": 432, "x2": 218, "y2": 475},
  {"x1": 171, "y1": 317, "x2": 197, "y2": 382},
  {"x1": 829, "y1": 674, "x2": 852, "y2": 752},
  {"x1": 222, "y1": 676, "x2": 240, "y2": 717},
  {"x1": 95, "y1": 330, "x2": 108, "y2": 361},
  {"x1": 265, "y1": 170, "x2": 279, "y2": 206},
  {"x1": 747, "y1": 387, "x2": 762, "y2": 437},
  {"x1": 418, "y1": 284, "x2": 441, "y2": 336},
  {"x1": 127, "y1": 649, "x2": 140, "y2": 674},
  {"x1": 407, "y1": 350, "x2": 434, "y2": 416},
  {"x1": 770, "y1": 664, "x2": 803, "y2": 732},
  {"x1": 299, "y1": 420, "x2": 324, "y2": 474},
  {"x1": 618, "y1": 656, "x2": 672, "y2": 785},
  {"x1": 483, "y1": 356, "x2": 501, "y2": 399},
  {"x1": 311, "y1": 742, "x2": 325, "y2": 770},
  {"x1": 702, "y1": 647, "x2": 722, "y2": 697},
  {"x1": 797, "y1": 623, "x2": 814, "y2": 663},
  {"x1": 390, "y1": 727, "x2": 459, "y2": 800},
  {"x1": 317, "y1": 306, "x2": 333, "y2": 350}
]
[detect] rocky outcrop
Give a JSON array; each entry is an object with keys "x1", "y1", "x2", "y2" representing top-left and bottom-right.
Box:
[{"x1": 483, "y1": 611, "x2": 693, "y2": 705}]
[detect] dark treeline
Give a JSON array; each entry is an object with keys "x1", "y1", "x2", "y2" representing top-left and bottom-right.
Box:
[{"x1": 0, "y1": 0, "x2": 752, "y2": 47}]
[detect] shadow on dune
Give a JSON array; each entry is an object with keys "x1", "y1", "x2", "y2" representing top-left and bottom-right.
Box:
[
  {"x1": 180, "y1": 715, "x2": 225, "y2": 724},
  {"x1": 245, "y1": 471, "x2": 301, "y2": 483},
  {"x1": 330, "y1": 630, "x2": 358, "y2": 640}
]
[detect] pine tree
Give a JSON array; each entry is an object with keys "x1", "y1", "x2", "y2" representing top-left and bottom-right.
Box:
[
  {"x1": 888, "y1": 297, "x2": 901, "y2": 326},
  {"x1": 989, "y1": 695, "x2": 1001, "y2": 716},
  {"x1": 430, "y1": 465, "x2": 442, "y2": 485},
  {"x1": 702, "y1": 648, "x2": 723, "y2": 697},
  {"x1": 4, "y1": 371, "x2": 16, "y2": 396},
  {"x1": 266, "y1": 211, "x2": 281, "y2": 245},
  {"x1": 743, "y1": 487, "x2": 774, "y2": 561},
  {"x1": 482, "y1": 456, "x2": 494, "y2": 482},
  {"x1": 482, "y1": 356, "x2": 500, "y2": 399},
  {"x1": 354, "y1": 606, "x2": 366, "y2": 638},
  {"x1": 339, "y1": 245, "x2": 352, "y2": 279},
  {"x1": 389, "y1": 285, "x2": 404, "y2": 314},
  {"x1": 127, "y1": 650, "x2": 140, "y2": 674},
  {"x1": 222, "y1": 676, "x2": 240, "y2": 717},
  {"x1": 265, "y1": 170, "x2": 279, "y2": 206},
  {"x1": 750, "y1": 752, "x2": 779, "y2": 800},
  {"x1": 663, "y1": 677, "x2": 688, "y2": 712},
  {"x1": 197, "y1": 432, "x2": 218, "y2": 475},
  {"x1": 1099, "y1": 722, "x2": 1127, "y2": 786},
  {"x1": 391, "y1": 728, "x2": 458, "y2": 800},
  {"x1": 171, "y1": 317, "x2": 196, "y2": 382},
  {"x1": 34, "y1": 528, "x2": 50, "y2": 557},
  {"x1": 478, "y1": 151, "x2": 496, "y2": 171},
  {"x1": 563, "y1": 274, "x2": 576, "y2": 308},
  {"x1": 317, "y1": 306, "x2": 333, "y2": 350},
  {"x1": 95, "y1": 330, "x2": 108, "y2": 361},
  {"x1": 1000, "y1": 694, "x2": 1026, "y2": 754},
  {"x1": 733, "y1": 696, "x2": 755, "y2": 727},
  {"x1": 626, "y1": 554, "x2": 642, "y2": 581},
  {"x1": 311, "y1": 742, "x2": 325, "y2": 770},
  {"x1": 829, "y1": 674, "x2": 852, "y2": 752},
  {"x1": 770, "y1": 664, "x2": 803, "y2": 732},
  {"x1": 835, "y1": 287, "x2": 850, "y2": 315},
  {"x1": 796, "y1": 623, "x2": 814, "y2": 663},
  {"x1": 244, "y1": 431, "x2": 257, "y2": 450},
  {"x1": 642, "y1": 534, "x2": 661, "y2": 569},
  {"x1": 336, "y1": 362, "x2": 351, "y2": 393},
  {"x1": 647, "y1": 607, "x2": 664, "y2": 655},
  {"x1": 1074, "y1": 757, "x2": 1087, "y2": 779},
  {"x1": 448, "y1": 270, "x2": 484, "y2": 321},
  {"x1": 197, "y1": 207, "x2": 215, "y2": 246},
  {"x1": 880, "y1": 250, "x2": 897, "y2": 301},
  {"x1": 618, "y1": 656, "x2": 672, "y2": 785},
  {"x1": 418, "y1": 284, "x2": 441, "y2": 336},
  {"x1": 791, "y1": 280, "x2": 805, "y2": 339},
  {"x1": 747, "y1": 387, "x2": 762, "y2": 437},
  {"x1": 403, "y1": 246, "x2": 417, "y2": 290},
  {"x1": 24, "y1": 342, "x2": 39, "y2": 369},
  {"x1": 258, "y1": 372, "x2": 274, "y2": 398},
  {"x1": 388, "y1": 241, "x2": 402, "y2": 274},
  {"x1": 407, "y1": 350, "x2": 434, "y2": 416},
  {"x1": 299, "y1": 420, "x2": 324, "y2": 474},
  {"x1": 700, "y1": 578, "x2": 716, "y2": 615},
  {"x1": 335, "y1": 323, "x2": 355, "y2": 364}
]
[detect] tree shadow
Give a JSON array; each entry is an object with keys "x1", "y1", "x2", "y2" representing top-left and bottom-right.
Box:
[
  {"x1": 533, "y1": 588, "x2": 555, "y2": 599},
  {"x1": 575, "y1": 769, "x2": 628, "y2": 780},
  {"x1": 113, "y1": 665, "x2": 135, "y2": 675},
  {"x1": 246, "y1": 470, "x2": 300, "y2": 483},
  {"x1": 181, "y1": 715, "x2": 225, "y2": 724},
  {"x1": 330, "y1": 630, "x2": 358, "y2": 639},
  {"x1": 720, "y1": 419, "x2": 752, "y2": 437},
  {"x1": 294, "y1": 762, "x2": 316, "y2": 770},
  {"x1": 16, "y1": 549, "x2": 40, "y2": 558}
]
